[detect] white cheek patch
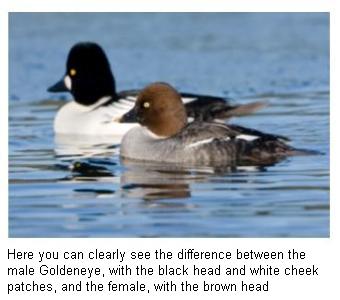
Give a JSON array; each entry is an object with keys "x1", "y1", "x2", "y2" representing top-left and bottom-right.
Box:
[
  {"x1": 236, "y1": 134, "x2": 259, "y2": 141},
  {"x1": 64, "y1": 75, "x2": 72, "y2": 90}
]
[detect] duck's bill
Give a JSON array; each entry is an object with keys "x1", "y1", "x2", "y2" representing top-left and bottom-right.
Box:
[
  {"x1": 47, "y1": 77, "x2": 68, "y2": 92},
  {"x1": 120, "y1": 108, "x2": 138, "y2": 123}
]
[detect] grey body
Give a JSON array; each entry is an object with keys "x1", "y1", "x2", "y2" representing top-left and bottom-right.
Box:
[
  {"x1": 120, "y1": 123, "x2": 234, "y2": 165},
  {"x1": 121, "y1": 121, "x2": 303, "y2": 167}
]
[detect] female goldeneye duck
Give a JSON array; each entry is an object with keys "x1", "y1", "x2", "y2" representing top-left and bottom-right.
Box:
[
  {"x1": 48, "y1": 42, "x2": 266, "y2": 136},
  {"x1": 120, "y1": 82, "x2": 315, "y2": 166}
]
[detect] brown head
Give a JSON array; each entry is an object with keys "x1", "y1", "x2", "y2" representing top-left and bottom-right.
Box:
[{"x1": 121, "y1": 82, "x2": 187, "y2": 137}]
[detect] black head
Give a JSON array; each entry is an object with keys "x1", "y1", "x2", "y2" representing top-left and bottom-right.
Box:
[{"x1": 48, "y1": 42, "x2": 117, "y2": 105}]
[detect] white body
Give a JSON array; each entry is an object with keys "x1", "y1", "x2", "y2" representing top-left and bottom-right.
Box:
[{"x1": 54, "y1": 97, "x2": 138, "y2": 136}]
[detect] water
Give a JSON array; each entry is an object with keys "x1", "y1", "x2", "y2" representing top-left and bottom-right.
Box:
[{"x1": 9, "y1": 13, "x2": 329, "y2": 237}]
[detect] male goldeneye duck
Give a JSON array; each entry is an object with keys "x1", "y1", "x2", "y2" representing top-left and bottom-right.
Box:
[
  {"x1": 48, "y1": 42, "x2": 266, "y2": 136},
  {"x1": 120, "y1": 82, "x2": 315, "y2": 166}
]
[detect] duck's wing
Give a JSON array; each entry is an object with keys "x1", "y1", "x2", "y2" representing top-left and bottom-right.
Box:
[
  {"x1": 228, "y1": 124, "x2": 291, "y2": 142},
  {"x1": 179, "y1": 122, "x2": 289, "y2": 144},
  {"x1": 180, "y1": 92, "x2": 267, "y2": 122},
  {"x1": 176, "y1": 122, "x2": 239, "y2": 146},
  {"x1": 178, "y1": 122, "x2": 312, "y2": 166}
]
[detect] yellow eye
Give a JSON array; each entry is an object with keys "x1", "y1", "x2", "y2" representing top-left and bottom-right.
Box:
[
  {"x1": 70, "y1": 69, "x2": 77, "y2": 76},
  {"x1": 143, "y1": 102, "x2": 150, "y2": 108}
]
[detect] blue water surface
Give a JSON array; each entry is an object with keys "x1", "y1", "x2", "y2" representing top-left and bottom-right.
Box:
[{"x1": 9, "y1": 13, "x2": 329, "y2": 237}]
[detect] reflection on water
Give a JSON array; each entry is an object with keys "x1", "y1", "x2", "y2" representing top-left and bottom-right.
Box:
[
  {"x1": 55, "y1": 134, "x2": 121, "y2": 160},
  {"x1": 120, "y1": 159, "x2": 270, "y2": 201},
  {"x1": 9, "y1": 13, "x2": 329, "y2": 237},
  {"x1": 120, "y1": 161, "x2": 193, "y2": 201}
]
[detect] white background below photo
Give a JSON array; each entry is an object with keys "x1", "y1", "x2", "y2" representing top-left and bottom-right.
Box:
[{"x1": 1, "y1": 0, "x2": 339, "y2": 300}]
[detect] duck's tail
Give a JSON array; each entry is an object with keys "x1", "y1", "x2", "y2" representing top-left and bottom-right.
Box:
[
  {"x1": 237, "y1": 138, "x2": 321, "y2": 166},
  {"x1": 288, "y1": 148, "x2": 323, "y2": 156}
]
